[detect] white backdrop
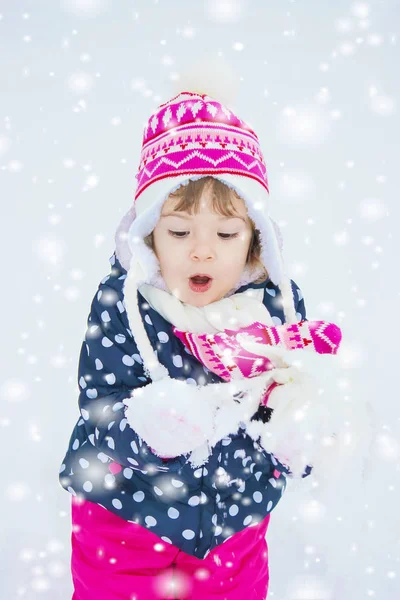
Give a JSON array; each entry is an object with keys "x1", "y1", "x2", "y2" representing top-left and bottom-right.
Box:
[{"x1": 0, "y1": 1, "x2": 399, "y2": 598}]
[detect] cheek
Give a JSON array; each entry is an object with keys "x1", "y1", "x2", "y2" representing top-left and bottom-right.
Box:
[
  {"x1": 233, "y1": 235, "x2": 252, "y2": 257},
  {"x1": 153, "y1": 232, "x2": 175, "y2": 271},
  {"x1": 152, "y1": 229, "x2": 165, "y2": 256}
]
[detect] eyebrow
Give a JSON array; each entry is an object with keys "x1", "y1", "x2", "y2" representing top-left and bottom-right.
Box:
[{"x1": 160, "y1": 211, "x2": 246, "y2": 222}]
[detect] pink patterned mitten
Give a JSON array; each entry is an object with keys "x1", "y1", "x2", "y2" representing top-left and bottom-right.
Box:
[{"x1": 173, "y1": 320, "x2": 342, "y2": 410}]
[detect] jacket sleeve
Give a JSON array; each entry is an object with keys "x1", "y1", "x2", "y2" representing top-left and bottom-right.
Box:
[{"x1": 77, "y1": 281, "x2": 186, "y2": 473}]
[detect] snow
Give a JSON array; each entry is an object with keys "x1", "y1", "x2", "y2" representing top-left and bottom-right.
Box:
[{"x1": 1, "y1": 0, "x2": 399, "y2": 598}]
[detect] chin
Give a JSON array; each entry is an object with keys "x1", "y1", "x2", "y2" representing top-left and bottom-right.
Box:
[
  {"x1": 190, "y1": 291, "x2": 226, "y2": 307},
  {"x1": 173, "y1": 290, "x2": 220, "y2": 307}
]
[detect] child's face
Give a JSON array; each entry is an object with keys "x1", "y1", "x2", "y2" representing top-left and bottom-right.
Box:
[{"x1": 152, "y1": 185, "x2": 253, "y2": 306}]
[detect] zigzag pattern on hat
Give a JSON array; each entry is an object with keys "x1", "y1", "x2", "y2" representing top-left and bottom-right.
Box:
[{"x1": 137, "y1": 152, "x2": 267, "y2": 197}]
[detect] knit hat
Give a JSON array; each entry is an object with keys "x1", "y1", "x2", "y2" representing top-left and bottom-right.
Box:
[{"x1": 115, "y1": 89, "x2": 299, "y2": 383}]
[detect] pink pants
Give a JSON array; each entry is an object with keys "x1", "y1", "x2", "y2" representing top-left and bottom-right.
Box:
[{"x1": 71, "y1": 496, "x2": 270, "y2": 599}]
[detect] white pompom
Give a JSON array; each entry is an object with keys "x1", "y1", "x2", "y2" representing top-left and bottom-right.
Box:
[{"x1": 169, "y1": 52, "x2": 241, "y2": 108}]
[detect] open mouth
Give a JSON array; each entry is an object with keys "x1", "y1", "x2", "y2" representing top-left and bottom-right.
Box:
[{"x1": 189, "y1": 275, "x2": 213, "y2": 293}]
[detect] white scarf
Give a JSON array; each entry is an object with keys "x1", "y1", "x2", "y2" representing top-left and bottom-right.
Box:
[{"x1": 138, "y1": 282, "x2": 275, "y2": 332}]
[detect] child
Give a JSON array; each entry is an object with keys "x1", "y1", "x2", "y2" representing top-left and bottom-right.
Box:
[{"x1": 59, "y1": 90, "x2": 355, "y2": 599}]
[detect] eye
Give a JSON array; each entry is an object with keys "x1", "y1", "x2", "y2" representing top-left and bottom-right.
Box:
[
  {"x1": 218, "y1": 233, "x2": 239, "y2": 240},
  {"x1": 168, "y1": 230, "x2": 188, "y2": 238},
  {"x1": 168, "y1": 230, "x2": 239, "y2": 240}
]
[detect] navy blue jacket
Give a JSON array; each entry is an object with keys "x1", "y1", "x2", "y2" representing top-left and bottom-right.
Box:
[{"x1": 59, "y1": 252, "x2": 311, "y2": 559}]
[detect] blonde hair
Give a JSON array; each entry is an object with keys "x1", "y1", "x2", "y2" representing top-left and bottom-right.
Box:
[{"x1": 144, "y1": 176, "x2": 269, "y2": 284}]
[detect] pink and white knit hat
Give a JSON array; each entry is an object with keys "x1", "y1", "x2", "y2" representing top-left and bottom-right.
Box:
[{"x1": 115, "y1": 89, "x2": 299, "y2": 382}]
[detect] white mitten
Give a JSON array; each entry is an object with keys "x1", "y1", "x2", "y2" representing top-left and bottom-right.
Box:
[
  {"x1": 123, "y1": 376, "x2": 215, "y2": 458},
  {"x1": 239, "y1": 340, "x2": 346, "y2": 478},
  {"x1": 207, "y1": 370, "x2": 275, "y2": 446},
  {"x1": 187, "y1": 371, "x2": 275, "y2": 468},
  {"x1": 123, "y1": 373, "x2": 274, "y2": 464}
]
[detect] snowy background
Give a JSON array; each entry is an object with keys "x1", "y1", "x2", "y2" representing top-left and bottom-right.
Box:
[{"x1": 1, "y1": 0, "x2": 399, "y2": 598}]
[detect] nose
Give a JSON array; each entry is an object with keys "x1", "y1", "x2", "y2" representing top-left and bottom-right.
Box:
[{"x1": 189, "y1": 241, "x2": 216, "y2": 262}]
